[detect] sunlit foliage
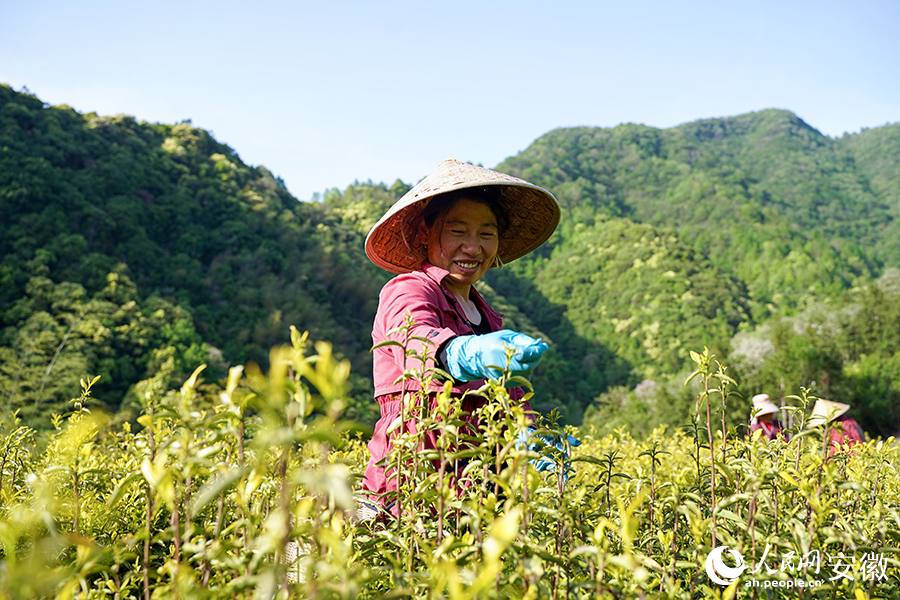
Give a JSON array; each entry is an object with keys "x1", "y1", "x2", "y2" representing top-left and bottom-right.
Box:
[{"x1": 0, "y1": 337, "x2": 898, "y2": 598}]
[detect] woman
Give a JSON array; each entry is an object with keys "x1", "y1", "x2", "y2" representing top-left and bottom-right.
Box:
[
  {"x1": 748, "y1": 393, "x2": 784, "y2": 440},
  {"x1": 808, "y1": 399, "x2": 866, "y2": 456},
  {"x1": 361, "y1": 159, "x2": 562, "y2": 517}
]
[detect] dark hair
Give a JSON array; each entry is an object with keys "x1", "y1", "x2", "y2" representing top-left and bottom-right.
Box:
[{"x1": 419, "y1": 186, "x2": 510, "y2": 237}]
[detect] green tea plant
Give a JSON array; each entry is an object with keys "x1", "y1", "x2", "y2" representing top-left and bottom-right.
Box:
[{"x1": 0, "y1": 330, "x2": 898, "y2": 599}]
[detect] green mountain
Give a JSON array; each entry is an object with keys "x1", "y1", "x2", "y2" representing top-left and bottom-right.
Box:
[
  {"x1": 0, "y1": 85, "x2": 389, "y2": 423},
  {"x1": 497, "y1": 110, "x2": 896, "y2": 313},
  {"x1": 2, "y1": 85, "x2": 898, "y2": 436},
  {"x1": 492, "y1": 110, "x2": 900, "y2": 434}
]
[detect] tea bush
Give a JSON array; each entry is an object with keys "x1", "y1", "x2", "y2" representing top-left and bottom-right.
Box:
[{"x1": 0, "y1": 330, "x2": 898, "y2": 599}]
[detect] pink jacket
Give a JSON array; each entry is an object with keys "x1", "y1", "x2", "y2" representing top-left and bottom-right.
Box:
[
  {"x1": 826, "y1": 415, "x2": 866, "y2": 455},
  {"x1": 362, "y1": 263, "x2": 532, "y2": 513},
  {"x1": 371, "y1": 262, "x2": 526, "y2": 405},
  {"x1": 750, "y1": 419, "x2": 784, "y2": 440}
]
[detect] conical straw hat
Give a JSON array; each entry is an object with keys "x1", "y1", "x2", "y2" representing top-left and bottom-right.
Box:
[
  {"x1": 750, "y1": 393, "x2": 779, "y2": 417},
  {"x1": 365, "y1": 159, "x2": 561, "y2": 274},
  {"x1": 808, "y1": 399, "x2": 850, "y2": 426}
]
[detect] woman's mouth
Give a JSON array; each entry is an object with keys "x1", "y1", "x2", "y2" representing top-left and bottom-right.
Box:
[{"x1": 454, "y1": 260, "x2": 481, "y2": 273}]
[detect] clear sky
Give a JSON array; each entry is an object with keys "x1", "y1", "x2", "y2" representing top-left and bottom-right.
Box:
[{"x1": 2, "y1": 0, "x2": 898, "y2": 201}]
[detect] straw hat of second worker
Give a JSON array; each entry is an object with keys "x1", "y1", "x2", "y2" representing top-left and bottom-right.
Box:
[
  {"x1": 807, "y1": 399, "x2": 851, "y2": 427},
  {"x1": 751, "y1": 393, "x2": 780, "y2": 418},
  {"x1": 365, "y1": 159, "x2": 561, "y2": 274}
]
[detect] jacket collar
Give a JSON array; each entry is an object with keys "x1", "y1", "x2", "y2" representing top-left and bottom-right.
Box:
[
  {"x1": 421, "y1": 261, "x2": 451, "y2": 286},
  {"x1": 418, "y1": 262, "x2": 502, "y2": 323}
]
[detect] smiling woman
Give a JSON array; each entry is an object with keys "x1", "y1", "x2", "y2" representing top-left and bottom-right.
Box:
[
  {"x1": 423, "y1": 194, "x2": 501, "y2": 310},
  {"x1": 360, "y1": 159, "x2": 562, "y2": 518}
]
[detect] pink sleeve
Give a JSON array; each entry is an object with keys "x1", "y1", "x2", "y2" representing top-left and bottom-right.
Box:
[{"x1": 377, "y1": 279, "x2": 458, "y2": 376}]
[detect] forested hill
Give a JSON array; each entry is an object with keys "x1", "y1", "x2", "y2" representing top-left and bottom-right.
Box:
[
  {"x1": 0, "y1": 85, "x2": 392, "y2": 424},
  {"x1": 489, "y1": 111, "x2": 900, "y2": 432},
  {"x1": 2, "y1": 85, "x2": 899, "y2": 436},
  {"x1": 497, "y1": 110, "x2": 900, "y2": 310}
]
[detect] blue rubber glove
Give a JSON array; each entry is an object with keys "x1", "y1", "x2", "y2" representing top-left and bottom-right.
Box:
[
  {"x1": 443, "y1": 329, "x2": 548, "y2": 384},
  {"x1": 516, "y1": 427, "x2": 581, "y2": 479}
]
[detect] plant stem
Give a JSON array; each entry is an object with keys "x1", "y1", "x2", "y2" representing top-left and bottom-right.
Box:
[{"x1": 705, "y1": 377, "x2": 717, "y2": 548}]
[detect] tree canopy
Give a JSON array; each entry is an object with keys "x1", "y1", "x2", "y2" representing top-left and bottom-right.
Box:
[{"x1": 2, "y1": 85, "x2": 898, "y2": 435}]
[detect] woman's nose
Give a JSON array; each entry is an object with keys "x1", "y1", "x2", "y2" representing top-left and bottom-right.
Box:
[{"x1": 460, "y1": 234, "x2": 479, "y2": 253}]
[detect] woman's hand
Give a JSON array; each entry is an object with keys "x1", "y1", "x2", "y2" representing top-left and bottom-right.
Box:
[
  {"x1": 442, "y1": 329, "x2": 548, "y2": 383},
  {"x1": 516, "y1": 427, "x2": 581, "y2": 481}
]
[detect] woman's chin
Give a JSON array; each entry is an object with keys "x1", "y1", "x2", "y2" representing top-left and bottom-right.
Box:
[{"x1": 445, "y1": 272, "x2": 482, "y2": 290}]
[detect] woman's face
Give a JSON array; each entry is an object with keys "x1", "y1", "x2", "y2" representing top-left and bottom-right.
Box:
[{"x1": 425, "y1": 198, "x2": 499, "y2": 295}]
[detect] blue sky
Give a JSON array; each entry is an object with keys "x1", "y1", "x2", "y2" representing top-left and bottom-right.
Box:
[{"x1": 2, "y1": 0, "x2": 898, "y2": 201}]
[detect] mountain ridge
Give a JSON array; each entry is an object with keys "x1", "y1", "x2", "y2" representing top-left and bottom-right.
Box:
[{"x1": 2, "y1": 84, "x2": 898, "y2": 435}]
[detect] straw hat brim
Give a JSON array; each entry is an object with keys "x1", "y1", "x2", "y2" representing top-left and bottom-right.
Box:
[
  {"x1": 365, "y1": 159, "x2": 561, "y2": 274},
  {"x1": 808, "y1": 399, "x2": 850, "y2": 426},
  {"x1": 752, "y1": 401, "x2": 780, "y2": 417}
]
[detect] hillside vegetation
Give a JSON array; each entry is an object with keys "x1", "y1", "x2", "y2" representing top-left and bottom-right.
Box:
[
  {"x1": 2, "y1": 85, "x2": 899, "y2": 436},
  {"x1": 492, "y1": 111, "x2": 900, "y2": 434},
  {"x1": 0, "y1": 85, "x2": 387, "y2": 424},
  {"x1": 497, "y1": 111, "x2": 897, "y2": 311}
]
